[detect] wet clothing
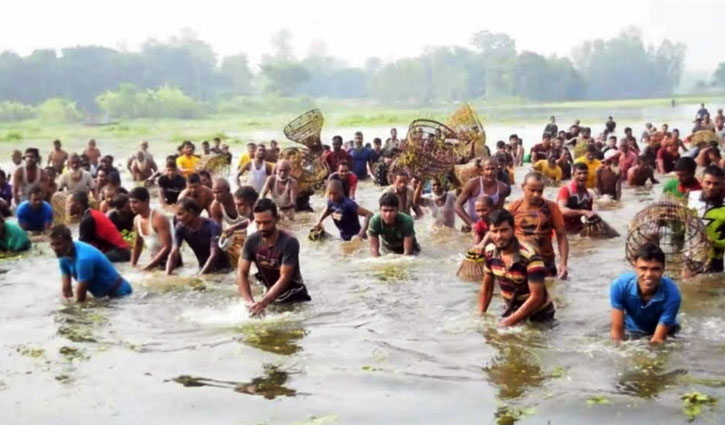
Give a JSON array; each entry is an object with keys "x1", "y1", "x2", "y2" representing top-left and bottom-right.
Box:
[
  {"x1": 533, "y1": 160, "x2": 562, "y2": 182},
  {"x1": 530, "y1": 143, "x2": 552, "y2": 163},
  {"x1": 174, "y1": 218, "x2": 229, "y2": 271},
  {"x1": 107, "y1": 209, "x2": 135, "y2": 234},
  {"x1": 368, "y1": 212, "x2": 420, "y2": 254},
  {"x1": 246, "y1": 161, "x2": 270, "y2": 193},
  {"x1": 556, "y1": 182, "x2": 593, "y2": 233},
  {"x1": 663, "y1": 178, "x2": 701, "y2": 199},
  {"x1": 158, "y1": 174, "x2": 186, "y2": 204},
  {"x1": 16, "y1": 200, "x2": 53, "y2": 231},
  {"x1": 618, "y1": 150, "x2": 638, "y2": 181},
  {"x1": 323, "y1": 149, "x2": 352, "y2": 175},
  {"x1": 18, "y1": 166, "x2": 43, "y2": 203},
  {"x1": 58, "y1": 170, "x2": 94, "y2": 193},
  {"x1": 610, "y1": 272, "x2": 680, "y2": 335},
  {"x1": 136, "y1": 209, "x2": 165, "y2": 260},
  {"x1": 384, "y1": 185, "x2": 415, "y2": 217},
  {"x1": 242, "y1": 231, "x2": 310, "y2": 303},
  {"x1": 79, "y1": 209, "x2": 130, "y2": 262},
  {"x1": 0, "y1": 221, "x2": 30, "y2": 252},
  {"x1": 425, "y1": 192, "x2": 456, "y2": 227},
  {"x1": 348, "y1": 147, "x2": 374, "y2": 180},
  {"x1": 328, "y1": 172, "x2": 358, "y2": 199},
  {"x1": 656, "y1": 148, "x2": 679, "y2": 174},
  {"x1": 270, "y1": 178, "x2": 295, "y2": 210},
  {"x1": 327, "y1": 197, "x2": 362, "y2": 241},
  {"x1": 176, "y1": 155, "x2": 199, "y2": 178},
  {"x1": 483, "y1": 239, "x2": 554, "y2": 321},
  {"x1": 507, "y1": 199, "x2": 565, "y2": 270},
  {"x1": 688, "y1": 192, "x2": 725, "y2": 273},
  {"x1": 59, "y1": 241, "x2": 132, "y2": 298}
]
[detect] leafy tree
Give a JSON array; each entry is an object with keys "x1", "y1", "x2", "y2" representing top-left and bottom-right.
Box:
[{"x1": 713, "y1": 62, "x2": 725, "y2": 87}]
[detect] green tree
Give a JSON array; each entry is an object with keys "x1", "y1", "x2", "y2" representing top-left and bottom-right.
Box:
[{"x1": 712, "y1": 62, "x2": 725, "y2": 87}]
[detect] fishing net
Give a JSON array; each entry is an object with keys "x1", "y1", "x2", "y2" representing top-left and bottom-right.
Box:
[
  {"x1": 387, "y1": 119, "x2": 459, "y2": 182},
  {"x1": 625, "y1": 198, "x2": 712, "y2": 275},
  {"x1": 283, "y1": 109, "x2": 324, "y2": 151},
  {"x1": 456, "y1": 249, "x2": 486, "y2": 282},
  {"x1": 446, "y1": 103, "x2": 487, "y2": 161},
  {"x1": 579, "y1": 215, "x2": 619, "y2": 239},
  {"x1": 278, "y1": 147, "x2": 329, "y2": 193},
  {"x1": 196, "y1": 154, "x2": 230, "y2": 179}
]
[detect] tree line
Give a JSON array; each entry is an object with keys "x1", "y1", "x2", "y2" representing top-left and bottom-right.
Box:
[{"x1": 0, "y1": 27, "x2": 691, "y2": 121}]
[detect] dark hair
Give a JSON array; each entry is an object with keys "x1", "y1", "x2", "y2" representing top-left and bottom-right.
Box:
[
  {"x1": 182, "y1": 140, "x2": 195, "y2": 150},
  {"x1": 50, "y1": 224, "x2": 73, "y2": 241},
  {"x1": 488, "y1": 209, "x2": 515, "y2": 228},
  {"x1": 110, "y1": 193, "x2": 129, "y2": 209},
  {"x1": 543, "y1": 132, "x2": 552, "y2": 140},
  {"x1": 379, "y1": 192, "x2": 400, "y2": 208},
  {"x1": 634, "y1": 243, "x2": 666, "y2": 265},
  {"x1": 509, "y1": 134, "x2": 519, "y2": 140},
  {"x1": 332, "y1": 135, "x2": 342, "y2": 143},
  {"x1": 253, "y1": 198, "x2": 278, "y2": 217},
  {"x1": 354, "y1": 131, "x2": 363, "y2": 137},
  {"x1": 108, "y1": 171, "x2": 121, "y2": 187},
  {"x1": 573, "y1": 162, "x2": 589, "y2": 173},
  {"x1": 587, "y1": 145, "x2": 597, "y2": 154},
  {"x1": 166, "y1": 158, "x2": 177, "y2": 168},
  {"x1": 394, "y1": 170, "x2": 409, "y2": 180},
  {"x1": 71, "y1": 190, "x2": 89, "y2": 210},
  {"x1": 673, "y1": 157, "x2": 696, "y2": 174},
  {"x1": 234, "y1": 186, "x2": 259, "y2": 203},
  {"x1": 373, "y1": 137, "x2": 382, "y2": 144},
  {"x1": 624, "y1": 127, "x2": 632, "y2": 132},
  {"x1": 129, "y1": 187, "x2": 150, "y2": 202},
  {"x1": 25, "y1": 148, "x2": 39, "y2": 158},
  {"x1": 198, "y1": 170, "x2": 211, "y2": 180},
  {"x1": 29, "y1": 186, "x2": 45, "y2": 198},
  {"x1": 338, "y1": 160, "x2": 350, "y2": 168},
  {"x1": 0, "y1": 170, "x2": 5, "y2": 179},
  {"x1": 201, "y1": 140, "x2": 209, "y2": 146},
  {"x1": 178, "y1": 197, "x2": 201, "y2": 215},
  {"x1": 703, "y1": 164, "x2": 725, "y2": 179},
  {"x1": 496, "y1": 140, "x2": 506, "y2": 149},
  {"x1": 187, "y1": 173, "x2": 201, "y2": 184},
  {"x1": 523, "y1": 172, "x2": 544, "y2": 185}
]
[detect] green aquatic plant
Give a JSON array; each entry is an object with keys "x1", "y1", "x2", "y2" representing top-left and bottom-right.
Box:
[
  {"x1": 372, "y1": 264, "x2": 410, "y2": 283},
  {"x1": 681, "y1": 391, "x2": 716, "y2": 421},
  {"x1": 59, "y1": 346, "x2": 89, "y2": 362},
  {"x1": 16, "y1": 345, "x2": 45, "y2": 358},
  {"x1": 586, "y1": 395, "x2": 612, "y2": 405},
  {"x1": 494, "y1": 406, "x2": 535, "y2": 425}
]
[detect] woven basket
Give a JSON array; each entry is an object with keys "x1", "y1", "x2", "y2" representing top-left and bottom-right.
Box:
[
  {"x1": 279, "y1": 147, "x2": 329, "y2": 193},
  {"x1": 579, "y1": 215, "x2": 619, "y2": 239},
  {"x1": 689, "y1": 130, "x2": 719, "y2": 146},
  {"x1": 196, "y1": 154, "x2": 230, "y2": 179},
  {"x1": 388, "y1": 119, "x2": 459, "y2": 182},
  {"x1": 446, "y1": 103, "x2": 487, "y2": 161},
  {"x1": 452, "y1": 158, "x2": 484, "y2": 188},
  {"x1": 625, "y1": 198, "x2": 712, "y2": 275},
  {"x1": 456, "y1": 249, "x2": 486, "y2": 282},
  {"x1": 283, "y1": 109, "x2": 324, "y2": 150},
  {"x1": 219, "y1": 231, "x2": 247, "y2": 269},
  {"x1": 51, "y1": 192, "x2": 69, "y2": 225}
]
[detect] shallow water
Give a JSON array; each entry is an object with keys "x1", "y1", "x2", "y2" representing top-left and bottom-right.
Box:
[{"x1": 2, "y1": 104, "x2": 725, "y2": 424}]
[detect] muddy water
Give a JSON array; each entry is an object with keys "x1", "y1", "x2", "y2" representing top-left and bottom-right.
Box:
[{"x1": 1, "y1": 104, "x2": 725, "y2": 424}]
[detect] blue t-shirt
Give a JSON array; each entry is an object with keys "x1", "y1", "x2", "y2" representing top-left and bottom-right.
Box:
[
  {"x1": 610, "y1": 272, "x2": 681, "y2": 335},
  {"x1": 328, "y1": 197, "x2": 361, "y2": 241},
  {"x1": 348, "y1": 147, "x2": 373, "y2": 179},
  {"x1": 16, "y1": 200, "x2": 53, "y2": 231},
  {"x1": 59, "y1": 241, "x2": 131, "y2": 298}
]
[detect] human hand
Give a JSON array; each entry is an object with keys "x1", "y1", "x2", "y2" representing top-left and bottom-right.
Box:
[
  {"x1": 461, "y1": 225, "x2": 472, "y2": 233},
  {"x1": 558, "y1": 263, "x2": 568, "y2": 280},
  {"x1": 247, "y1": 300, "x2": 268, "y2": 317}
]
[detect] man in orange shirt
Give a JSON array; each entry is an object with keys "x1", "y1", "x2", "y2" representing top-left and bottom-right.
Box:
[{"x1": 507, "y1": 172, "x2": 569, "y2": 279}]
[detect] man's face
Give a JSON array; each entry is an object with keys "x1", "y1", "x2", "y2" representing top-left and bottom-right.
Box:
[
  {"x1": 431, "y1": 180, "x2": 443, "y2": 195},
  {"x1": 277, "y1": 163, "x2": 291, "y2": 180},
  {"x1": 70, "y1": 156, "x2": 80, "y2": 170},
  {"x1": 254, "y1": 210, "x2": 277, "y2": 238},
  {"x1": 675, "y1": 170, "x2": 693, "y2": 184},
  {"x1": 183, "y1": 144, "x2": 193, "y2": 156},
  {"x1": 702, "y1": 174, "x2": 724, "y2": 200},
  {"x1": 339, "y1": 164, "x2": 351, "y2": 179},
  {"x1": 574, "y1": 169, "x2": 588, "y2": 186},
  {"x1": 634, "y1": 258, "x2": 664, "y2": 294},
  {"x1": 247, "y1": 145, "x2": 256, "y2": 156},
  {"x1": 96, "y1": 171, "x2": 108, "y2": 187},
  {"x1": 234, "y1": 198, "x2": 252, "y2": 218},
  {"x1": 474, "y1": 202, "x2": 492, "y2": 221},
  {"x1": 391, "y1": 129, "x2": 397, "y2": 138},
  {"x1": 586, "y1": 152, "x2": 595, "y2": 162},
  {"x1": 11, "y1": 153, "x2": 21, "y2": 165},
  {"x1": 394, "y1": 176, "x2": 408, "y2": 192},
  {"x1": 380, "y1": 205, "x2": 397, "y2": 225},
  {"x1": 483, "y1": 162, "x2": 497, "y2": 180},
  {"x1": 333, "y1": 140, "x2": 342, "y2": 151},
  {"x1": 490, "y1": 221, "x2": 515, "y2": 250},
  {"x1": 129, "y1": 198, "x2": 147, "y2": 214},
  {"x1": 187, "y1": 181, "x2": 200, "y2": 197},
  {"x1": 211, "y1": 182, "x2": 227, "y2": 202},
  {"x1": 165, "y1": 166, "x2": 176, "y2": 179},
  {"x1": 354, "y1": 133, "x2": 363, "y2": 146},
  {"x1": 50, "y1": 237, "x2": 73, "y2": 258},
  {"x1": 175, "y1": 207, "x2": 195, "y2": 226},
  {"x1": 542, "y1": 138, "x2": 551, "y2": 148},
  {"x1": 25, "y1": 153, "x2": 37, "y2": 167},
  {"x1": 522, "y1": 180, "x2": 544, "y2": 205},
  {"x1": 327, "y1": 185, "x2": 343, "y2": 203},
  {"x1": 54, "y1": 142, "x2": 61, "y2": 150},
  {"x1": 29, "y1": 193, "x2": 43, "y2": 210}
]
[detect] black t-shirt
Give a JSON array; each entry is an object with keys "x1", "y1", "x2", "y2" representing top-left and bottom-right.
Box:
[
  {"x1": 108, "y1": 210, "x2": 135, "y2": 234},
  {"x1": 242, "y1": 231, "x2": 308, "y2": 302},
  {"x1": 174, "y1": 218, "x2": 229, "y2": 271},
  {"x1": 158, "y1": 174, "x2": 186, "y2": 204}
]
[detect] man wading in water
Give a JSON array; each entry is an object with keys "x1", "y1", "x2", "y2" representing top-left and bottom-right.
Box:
[
  {"x1": 478, "y1": 209, "x2": 556, "y2": 325},
  {"x1": 129, "y1": 187, "x2": 177, "y2": 271},
  {"x1": 237, "y1": 198, "x2": 311, "y2": 316},
  {"x1": 455, "y1": 158, "x2": 511, "y2": 231},
  {"x1": 368, "y1": 192, "x2": 420, "y2": 256},
  {"x1": 260, "y1": 159, "x2": 298, "y2": 221},
  {"x1": 13, "y1": 148, "x2": 47, "y2": 206}
]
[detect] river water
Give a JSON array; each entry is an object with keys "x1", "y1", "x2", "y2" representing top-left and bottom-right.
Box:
[{"x1": 1, "y1": 102, "x2": 724, "y2": 424}]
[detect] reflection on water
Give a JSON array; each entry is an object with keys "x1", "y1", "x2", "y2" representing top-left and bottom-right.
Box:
[
  {"x1": 55, "y1": 303, "x2": 110, "y2": 343},
  {"x1": 615, "y1": 349, "x2": 685, "y2": 399},
  {"x1": 171, "y1": 364, "x2": 297, "y2": 399},
  {"x1": 238, "y1": 324, "x2": 307, "y2": 356}
]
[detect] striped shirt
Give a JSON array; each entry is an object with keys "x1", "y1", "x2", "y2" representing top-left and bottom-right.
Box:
[{"x1": 483, "y1": 239, "x2": 553, "y2": 312}]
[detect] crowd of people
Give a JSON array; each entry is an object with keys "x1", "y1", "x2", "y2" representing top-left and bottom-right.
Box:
[{"x1": 0, "y1": 104, "x2": 723, "y2": 345}]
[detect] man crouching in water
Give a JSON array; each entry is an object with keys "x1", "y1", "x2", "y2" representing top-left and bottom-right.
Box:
[
  {"x1": 478, "y1": 209, "x2": 555, "y2": 325},
  {"x1": 237, "y1": 198, "x2": 310, "y2": 316}
]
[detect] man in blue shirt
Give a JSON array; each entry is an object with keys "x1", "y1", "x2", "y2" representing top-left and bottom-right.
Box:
[
  {"x1": 348, "y1": 131, "x2": 374, "y2": 180},
  {"x1": 16, "y1": 187, "x2": 53, "y2": 232},
  {"x1": 49, "y1": 225, "x2": 132, "y2": 302},
  {"x1": 312, "y1": 179, "x2": 372, "y2": 241},
  {"x1": 610, "y1": 243, "x2": 681, "y2": 345}
]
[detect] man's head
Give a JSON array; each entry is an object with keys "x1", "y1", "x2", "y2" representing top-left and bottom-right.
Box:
[
  {"x1": 198, "y1": 170, "x2": 212, "y2": 188},
  {"x1": 546, "y1": 153, "x2": 558, "y2": 168},
  {"x1": 139, "y1": 140, "x2": 149, "y2": 151},
  {"x1": 186, "y1": 173, "x2": 202, "y2": 197},
  {"x1": 128, "y1": 187, "x2": 150, "y2": 214},
  {"x1": 633, "y1": 243, "x2": 666, "y2": 294},
  {"x1": 550, "y1": 116, "x2": 556, "y2": 123},
  {"x1": 110, "y1": 193, "x2": 131, "y2": 212},
  {"x1": 182, "y1": 141, "x2": 195, "y2": 156},
  {"x1": 482, "y1": 158, "x2": 498, "y2": 181},
  {"x1": 430, "y1": 177, "x2": 444, "y2": 196},
  {"x1": 390, "y1": 128, "x2": 397, "y2": 138},
  {"x1": 88, "y1": 139, "x2": 96, "y2": 148},
  {"x1": 326, "y1": 179, "x2": 345, "y2": 203},
  {"x1": 276, "y1": 159, "x2": 292, "y2": 182},
  {"x1": 373, "y1": 138, "x2": 382, "y2": 150},
  {"x1": 24, "y1": 148, "x2": 39, "y2": 167},
  {"x1": 211, "y1": 178, "x2": 231, "y2": 203},
  {"x1": 253, "y1": 198, "x2": 279, "y2": 238},
  {"x1": 338, "y1": 161, "x2": 351, "y2": 179},
  {"x1": 496, "y1": 140, "x2": 506, "y2": 152},
  {"x1": 354, "y1": 131, "x2": 363, "y2": 147},
  {"x1": 488, "y1": 209, "x2": 516, "y2": 250},
  {"x1": 53, "y1": 139, "x2": 62, "y2": 150},
  {"x1": 45, "y1": 166, "x2": 57, "y2": 182},
  {"x1": 394, "y1": 171, "x2": 409, "y2": 193},
  {"x1": 201, "y1": 140, "x2": 210, "y2": 154},
  {"x1": 522, "y1": 172, "x2": 545, "y2": 206},
  {"x1": 379, "y1": 192, "x2": 400, "y2": 225},
  {"x1": 624, "y1": 127, "x2": 632, "y2": 136},
  {"x1": 542, "y1": 133, "x2": 552, "y2": 147},
  {"x1": 234, "y1": 186, "x2": 259, "y2": 218},
  {"x1": 68, "y1": 191, "x2": 89, "y2": 216},
  {"x1": 701, "y1": 165, "x2": 724, "y2": 201},
  {"x1": 573, "y1": 162, "x2": 589, "y2": 187},
  {"x1": 29, "y1": 187, "x2": 45, "y2": 210},
  {"x1": 66, "y1": 153, "x2": 81, "y2": 171},
  {"x1": 586, "y1": 145, "x2": 597, "y2": 162},
  {"x1": 246, "y1": 142, "x2": 257, "y2": 157},
  {"x1": 165, "y1": 159, "x2": 178, "y2": 178},
  {"x1": 11, "y1": 150, "x2": 22, "y2": 165},
  {"x1": 673, "y1": 157, "x2": 697, "y2": 185},
  {"x1": 49, "y1": 225, "x2": 74, "y2": 258},
  {"x1": 607, "y1": 135, "x2": 617, "y2": 148},
  {"x1": 213, "y1": 137, "x2": 221, "y2": 147},
  {"x1": 176, "y1": 197, "x2": 201, "y2": 226},
  {"x1": 332, "y1": 135, "x2": 343, "y2": 151},
  {"x1": 474, "y1": 195, "x2": 495, "y2": 222}
]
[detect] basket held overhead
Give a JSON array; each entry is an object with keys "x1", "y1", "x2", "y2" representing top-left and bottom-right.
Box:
[
  {"x1": 446, "y1": 103, "x2": 487, "y2": 161},
  {"x1": 388, "y1": 119, "x2": 459, "y2": 182},
  {"x1": 283, "y1": 109, "x2": 324, "y2": 151},
  {"x1": 279, "y1": 147, "x2": 330, "y2": 193},
  {"x1": 196, "y1": 154, "x2": 230, "y2": 179}
]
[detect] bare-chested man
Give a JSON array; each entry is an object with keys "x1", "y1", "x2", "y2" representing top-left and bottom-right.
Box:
[
  {"x1": 596, "y1": 150, "x2": 622, "y2": 200},
  {"x1": 627, "y1": 156, "x2": 659, "y2": 187},
  {"x1": 47, "y1": 140, "x2": 69, "y2": 174},
  {"x1": 455, "y1": 158, "x2": 511, "y2": 230},
  {"x1": 84, "y1": 139, "x2": 101, "y2": 169},
  {"x1": 13, "y1": 148, "x2": 47, "y2": 206},
  {"x1": 178, "y1": 173, "x2": 213, "y2": 216},
  {"x1": 210, "y1": 178, "x2": 244, "y2": 231},
  {"x1": 129, "y1": 151, "x2": 157, "y2": 181},
  {"x1": 261, "y1": 159, "x2": 298, "y2": 220}
]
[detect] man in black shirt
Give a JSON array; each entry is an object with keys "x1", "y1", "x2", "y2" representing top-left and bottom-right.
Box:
[{"x1": 158, "y1": 158, "x2": 186, "y2": 209}]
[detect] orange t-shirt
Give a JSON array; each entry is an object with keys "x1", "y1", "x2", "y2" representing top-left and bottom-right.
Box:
[{"x1": 506, "y1": 198, "x2": 564, "y2": 264}]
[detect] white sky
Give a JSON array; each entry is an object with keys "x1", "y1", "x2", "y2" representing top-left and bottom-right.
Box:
[{"x1": 2, "y1": 0, "x2": 722, "y2": 72}]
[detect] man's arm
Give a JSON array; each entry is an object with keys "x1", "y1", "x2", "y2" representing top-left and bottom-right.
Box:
[
  {"x1": 12, "y1": 169, "x2": 21, "y2": 205},
  {"x1": 610, "y1": 309, "x2": 625, "y2": 342},
  {"x1": 199, "y1": 243, "x2": 223, "y2": 275},
  {"x1": 454, "y1": 180, "x2": 476, "y2": 227},
  {"x1": 131, "y1": 217, "x2": 144, "y2": 267},
  {"x1": 209, "y1": 201, "x2": 223, "y2": 225},
  {"x1": 477, "y1": 272, "x2": 495, "y2": 313},
  {"x1": 356, "y1": 206, "x2": 373, "y2": 238},
  {"x1": 75, "y1": 281, "x2": 89, "y2": 302},
  {"x1": 403, "y1": 236, "x2": 414, "y2": 256},
  {"x1": 236, "y1": 258, "x2": 254, "y2": 304},
  {"x1": 61, "y1": 274, "x2": 73, "y2": 299},
  {"x1": 144, "y1": 214, "x2": 172, "y2": 270},
  {"x1": 650, "y1": 324, "x2": 671, "y2": 345},
  {"x1": 313, "y1": 205, "x2": 332, "y2": 230},
  {"x1": 248, "y1": 263, "x2": 295, "y2": 316},
  {"x1": 288, "y1": 180, "x2": 298, "y2": 206},
  {"x1": 500, "y1": 279, "x2": 546, "y2": 326},
  {"x1": 260, "y1": 176, "x2": 273, "y2": 199},
  {"x1": 552, "y1": 206, "x2": 569, "y2": 279},
  {"x1": 369, "y1": 235, "x2": 381, "y2": 257}
]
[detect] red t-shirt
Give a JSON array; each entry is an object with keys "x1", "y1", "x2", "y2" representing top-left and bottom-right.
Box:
[
  {"x1": 324, "y1": 149, "x2": 352, "y2": 174},
  {"x1": 474, "y1": 219, "x2": 488, "y2": 239},
  {"x1": 657, "y1": 148, "x2": 679, "y2": 173}
]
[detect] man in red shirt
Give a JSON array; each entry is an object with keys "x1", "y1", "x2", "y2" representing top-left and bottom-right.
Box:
[
  {"x1": 328, "y1": 161, "x2": 358, "y2": 200},
  {"x1": 323, "y1": 135, "x2": 352, "y2": 176},
  {"x1": 530, "y1": 133, "x2": 554, "y2": 163},
  {"x1": 69, "y1": 191, "x2": 130, "y2": 262},
  {"x1": 657, "y1": 139, "x2": 680, "y2": 174}
]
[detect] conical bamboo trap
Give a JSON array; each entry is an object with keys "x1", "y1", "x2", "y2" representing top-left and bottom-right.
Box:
[
  {"x1": 456, "y1": 249, "x2": 486, "y2": 282},
  {"x1": 278, "y1": 147, "x2": 329, "y2": 193},
  {"x1": 283, "y1": 109, "x2": 324, "y2": 151},
  {"x1": 196, "y1": 154, "x2": 230, "y2": 179},
  {"x1": 446, "y1": 103, "x2": 487, "y2": 161},
  {"x1": 579, "y1": 215, "x2": 619, "y2": 239},
  {"x1": 387, "y1": 119, "x2": 459, "y2": 182}
]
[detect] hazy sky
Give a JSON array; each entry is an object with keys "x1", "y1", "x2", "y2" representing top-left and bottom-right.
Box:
[{"x1": 2, "y1": 0, "x2": 722, "y2": 71}]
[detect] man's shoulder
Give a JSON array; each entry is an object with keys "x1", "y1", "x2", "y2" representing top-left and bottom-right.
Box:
[
  {"x1": 660, "y1": 276, "x2": 681, "y2": 297},
  {"x1": 612, "y1": 271, "x2": 636, "y2": 289}
]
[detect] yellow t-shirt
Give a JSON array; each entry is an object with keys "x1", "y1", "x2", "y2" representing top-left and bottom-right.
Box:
[
  {"x1": 573, "y1": 157, "x2": 601, "y2": 188},
  {"x1": 533, "y1": 160, "x2": 562, "y2": 182},
  {"x1": 176, "y1": 155, "x2": 200, "y2": 177},
  {"x1": 237, "y1": 153, "x2": 251, "y2": 170}
]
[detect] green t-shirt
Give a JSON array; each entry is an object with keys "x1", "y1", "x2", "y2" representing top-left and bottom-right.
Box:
[
  {"x1": 663, "y1": 179, "x2": 701, "y2": 199},
  {"x1": 0, "y1": 221, "x2": 30, "y2": 252},
  {"x1": 368, "y1": 212, "x2": 418, "y2": 254}
]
